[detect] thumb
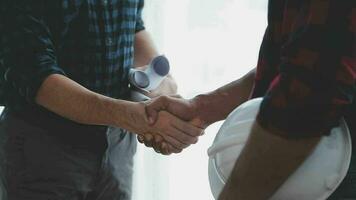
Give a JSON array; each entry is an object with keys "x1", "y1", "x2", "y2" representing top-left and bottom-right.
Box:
[
  {"x1": 190, "y1": 118, "x2": 206, "y2": 129},
  {"x1": 145, "y1": 97, "x2": 169, "y2": 125},
  {"x1": 145, "y1": 105, "x2": 158, "y2": 125}
]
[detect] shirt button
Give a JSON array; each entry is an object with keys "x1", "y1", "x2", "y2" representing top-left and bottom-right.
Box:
[{"x1": 106, "y1": 38, "x2": 113, "y2": 46}]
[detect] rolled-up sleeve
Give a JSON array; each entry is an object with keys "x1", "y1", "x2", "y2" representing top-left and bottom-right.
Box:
[
  {"x1": 257, "y1": 1, "x2": 355, "y2": 138},
  {"x1": 2, "y1": 1, "x2": 66, "y2": 104},
  {"x1": 135, "y1": 0, "x2": 145, "y2": 33}
]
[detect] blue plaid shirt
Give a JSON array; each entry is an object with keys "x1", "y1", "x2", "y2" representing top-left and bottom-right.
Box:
[{"x1": 0, "y1": 0, "x2": 145, "y2": 110}]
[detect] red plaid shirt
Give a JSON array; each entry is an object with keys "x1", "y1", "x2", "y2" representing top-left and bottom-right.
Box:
[{"x1": 251, "y1": 0, "x2": 355, "y2": 138}]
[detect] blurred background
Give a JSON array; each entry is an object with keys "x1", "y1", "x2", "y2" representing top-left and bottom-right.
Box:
[{"x1": 132, "y1": 0, "x2": 268, "y2": 200}]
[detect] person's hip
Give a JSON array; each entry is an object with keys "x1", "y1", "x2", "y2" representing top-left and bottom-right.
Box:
[{"x1": 0, "y1": 109, "x2": 137, "y2": 200}]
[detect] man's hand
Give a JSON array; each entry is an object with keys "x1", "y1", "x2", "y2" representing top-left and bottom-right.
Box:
[
  {"x1": 148, "y1": 111, "x2": 203, "y2": 152},
  {"x1": 137, "y1": 69, "x2": 257, "y2": 155},
  {"x1": 121, "y1": 102, "x2": 203, "y2": 154},
  {"x1": 138, "y1": 116, "x2": 205, "y2": 155},
  {"x1": 145, "y1": 95, "x2": 206, "y2": 127},
  {"x1": 137, "y1": 96, "x2": 207, "y2": 155}
]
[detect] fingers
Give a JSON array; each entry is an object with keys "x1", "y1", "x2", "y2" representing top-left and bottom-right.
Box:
[
  {"x1": 150, "y1": 130, "x2": 195, "y2": 154},
  {"x1": 160, "y1": 142, "x2": 172, "y2": 155},
  {"x1": 156, "y1": 111, "x2": 202, "y2": 141},
  {"x1": 143, "y1": 134, "x2": 154, "y2": 147},
  {"x1": 137, "y1": 135, "x2": 145, "y2": 143},
  {"x1": 172, "y1": 119, "x2": 204, "y2": 137},
  {"x1": 160, "y1": 141, "x2": 182, "y2": 154},
  {"x1": 139, "y1": 107, "x2": 204, "y2": 155},
  {"x1": 137, "y1": 134, "x2": 179, "y2": 155},
  {"x1": 145, "y1": 95, "x2": 203, "y2": 132},
  {"x1": 162, "y1": 134, "x2": 190, "y2": 150},
  {"x1": 152, "y1": 134, "x2": 164, "y2": 153},
  {"x1": 190, "y1": 117, "x2": 206, "y2": 129},
  {"x1": 154, "y1": 132, "x2": 199, "y2": 155},
  {"x1": 165, "y1": 143, "x2": 182, "y2": 154},
  {"x1": 145, "y1": 111, "x2": 202, "y2": 152},
  {"x1": 153, "y1": 135, "x2": 182, "y2": 154},
  {"x1": 168, "y1": 127, "x2": 199, "y2": 146}
]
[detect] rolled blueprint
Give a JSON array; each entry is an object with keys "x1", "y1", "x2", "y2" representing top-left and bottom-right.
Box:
[{"x1": 129, "y1": 55, "x2": 170, "y2": 101}]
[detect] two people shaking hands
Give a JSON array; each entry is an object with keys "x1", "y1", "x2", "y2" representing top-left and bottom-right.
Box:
[{"x1": 137, "y1": 69, "x2": 256, "y2": 155}]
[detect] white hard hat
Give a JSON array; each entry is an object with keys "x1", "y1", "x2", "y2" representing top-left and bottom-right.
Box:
[{"x1": 208, "y1": 98, "x2": 351, "y2": 200}]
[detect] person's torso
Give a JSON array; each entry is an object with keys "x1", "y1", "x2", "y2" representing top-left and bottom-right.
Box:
[
  {"x1": 0, "y1": 0, "x2": 143, "y2": 147},
  {"x1": 251, "y1": 0, "x2": 355, "y2": 131},
  {"x1": 46, "y1": 0, "x2": 141, "y2": 97}
]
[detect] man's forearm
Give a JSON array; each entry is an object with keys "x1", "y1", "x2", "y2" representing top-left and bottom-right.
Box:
[
  {"x1": 35, "y1": 74, "x2": 203, "y2": 148},
  {"x1": 194, "y1": 68, "x2": 256, "y2": 125},
  {"x1": 36, "y1": 74, "x2": 145, "y2": 132},
  {"x1": 218, "y1": 122, "x2": 321, "y2": 200}
]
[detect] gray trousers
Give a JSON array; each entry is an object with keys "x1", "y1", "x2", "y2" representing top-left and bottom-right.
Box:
[{"x1": 0, "y1": 112, "x2": 137, "y2": 200}]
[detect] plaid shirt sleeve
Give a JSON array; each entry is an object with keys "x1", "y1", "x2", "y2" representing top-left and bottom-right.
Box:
[
  {"x1": 2, "y1": 0, "x2": 66, "y2": 104},
  {"x1": 256, "y1": 0, "x2": 355, "y2": 138},
  {"x1": 135, "y1": 0, "x2": 145, "y2": 33}
]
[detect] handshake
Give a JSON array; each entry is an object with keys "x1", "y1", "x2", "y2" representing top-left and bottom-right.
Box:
[{"x1": 135, "y1": 95, "x2": 208, "y2": 155}]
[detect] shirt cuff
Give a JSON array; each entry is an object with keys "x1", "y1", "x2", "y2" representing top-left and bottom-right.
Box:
[{"x1": 7, "y1": 63, "x2": 66, "y2": 105}]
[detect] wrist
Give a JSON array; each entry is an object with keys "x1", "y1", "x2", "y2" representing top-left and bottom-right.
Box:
[
  {"x1": 191, "y1": 94, "x2": 216, "y2": 127},
  {"x1": 110, "y1": 100, "x2": 149, "y2": 135}
]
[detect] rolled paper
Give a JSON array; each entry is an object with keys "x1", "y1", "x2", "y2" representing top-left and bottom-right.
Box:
[
  {"x1": 129, "y1": 55, "x2": 170, "y2": 101},
  {"x1": 143, "y1": 55, "x2": 170, "y2": 91}
]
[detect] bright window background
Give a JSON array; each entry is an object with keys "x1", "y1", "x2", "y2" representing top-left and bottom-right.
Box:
[{"x1": 133, "y1": 0, "x2": 268, "y2": 200}]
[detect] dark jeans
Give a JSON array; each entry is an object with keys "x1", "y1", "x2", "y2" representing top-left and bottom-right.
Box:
[{"x1": 0, "y1": 112, "x2": 137, "y2": 200}]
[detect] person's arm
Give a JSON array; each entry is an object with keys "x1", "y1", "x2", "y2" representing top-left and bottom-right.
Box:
[
  {"x1": 142, "y1": 68, "x2": 256, "y2": 154},
  {"x1": 36, "y1": 74, "x2": 201, "y2": 152},
  {"x1": 218, "y1": 122, "x2": 320, "y2": 200},
  {"x1": 192, "y1": 68, "x2": 256, "y2": 126},
  {"x1": 2, "y1": 1, "x2": 202, "y2": 151},
  {"x1": 133, "y1": 0, "x2": 177, "y2": 96},
  {"x1": 36, "y1": 74, "x2": 142, "y2": 130},
  {"x1": 145, "y1": 68, "x2": 256, "y2": 127}
]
